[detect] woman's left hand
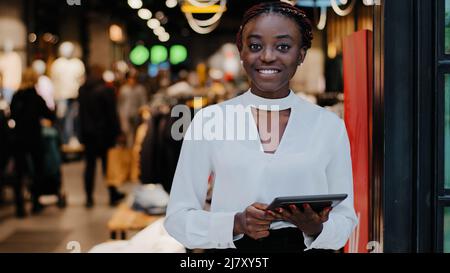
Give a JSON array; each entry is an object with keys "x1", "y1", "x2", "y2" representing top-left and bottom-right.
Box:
[{"x1": 267, "y1": 204, "x2": 332, "y2": 237}]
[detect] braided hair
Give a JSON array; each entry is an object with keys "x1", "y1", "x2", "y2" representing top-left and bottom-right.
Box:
[{"x1": 236, "y1": 1, "x2": 313, "y2": 52}]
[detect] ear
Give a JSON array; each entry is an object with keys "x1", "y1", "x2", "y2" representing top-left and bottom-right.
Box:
[{"x1": 298, "y1": 47, "x2": 307, "y2": 66}]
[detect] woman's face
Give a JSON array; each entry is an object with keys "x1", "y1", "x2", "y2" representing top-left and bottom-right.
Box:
[{"x1": 240, "y1": 13, "x2": 306, "y2": 98}]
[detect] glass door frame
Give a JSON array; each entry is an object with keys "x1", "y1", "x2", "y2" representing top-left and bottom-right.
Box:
[
  {"x1": 381, "y1": 0, "x2": 437, "y2": 252},
  {"x1": 436, "y1": 0, "x2": 450, "y2": 253}
]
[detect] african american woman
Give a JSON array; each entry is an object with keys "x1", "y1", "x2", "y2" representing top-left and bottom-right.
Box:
[{"x1": 164, "y1": 1, "x2": 357, "y2": 253}]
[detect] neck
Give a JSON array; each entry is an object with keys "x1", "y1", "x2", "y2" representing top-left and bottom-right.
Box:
[
  {"x1": 250, "y1": 89, "x2": 290, "y2": 99},
  {"x1": 244, "y1": 89, "x2": 295, "y2": 111}
]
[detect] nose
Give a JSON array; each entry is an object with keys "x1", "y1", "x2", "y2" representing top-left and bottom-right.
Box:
[{"x1": 260, "y1": 47, "x2": 276, "y2": 63}]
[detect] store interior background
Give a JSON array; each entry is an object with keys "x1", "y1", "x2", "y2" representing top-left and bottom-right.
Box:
[{"x1": 0, "y1": 0, "x2": 385, "y2": 253}]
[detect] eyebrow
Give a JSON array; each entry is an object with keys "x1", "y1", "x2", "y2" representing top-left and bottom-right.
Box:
[
  {"x1": 247, "y1": 34, "x2": 294, "y2": 40},
  {"x1": 275, "y1": 34, "x2": 293, "y2": 40}
]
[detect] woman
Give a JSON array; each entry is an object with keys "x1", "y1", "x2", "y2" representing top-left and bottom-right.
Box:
[
  {"x1": 10, "y1": 68, "x2": 54, "y2": 217},
  {"x1": 164, "y1": 1, "x2": 357, "y2": 252}
]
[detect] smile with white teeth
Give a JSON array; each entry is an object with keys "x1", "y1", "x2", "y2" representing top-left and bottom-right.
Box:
[{"x1": 257, "y1": 69, "x2": 280, "y2": 74}]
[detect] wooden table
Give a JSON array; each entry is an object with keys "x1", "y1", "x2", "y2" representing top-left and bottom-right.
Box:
[{"x1": 107, "y1": 203, "x2": 163, "y2": 240}]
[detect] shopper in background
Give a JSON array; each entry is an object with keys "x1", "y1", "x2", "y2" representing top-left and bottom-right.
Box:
[
  {"x1": 10, "y1": 68, "x2": 54, "y2": 217},
  {"x1": 0, "y1": 72, "x2": 7, "y2": 164},
  {"x1": 78, "y1": 65, "x2": 124, "y2": 208},
  {"x1": 164, "y1": 2, "x2": 357, "y2": 252},
  {"x1": 118, "y1": 71, "x2": 147, "y2": 148},
  {"x1": 0, "y1": 72, "x2": 9, "y2": 206}
]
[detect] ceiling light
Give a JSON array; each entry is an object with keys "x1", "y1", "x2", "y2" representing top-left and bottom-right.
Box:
[
  {"x1": 159, "y1": 33, "x2": 170, "y2": 42},
  {"x1": 166, "y1": 0, "x2": 178, "y2": 8},
  {"x1": 127, "y1": 0, "x2": 143, "y2": 9},
  {"x1": 154, "y1": 26, "x2": 165, "y2": 36},
  {"x1": 109, "y1": 24, "x2": 124, "y2": 42},
  {"x1": 147, "y1": 18, "x2": 160, "y2": 29},
  {"x1": 138, "y1": 8, "x2": 152, "y2": 20}
]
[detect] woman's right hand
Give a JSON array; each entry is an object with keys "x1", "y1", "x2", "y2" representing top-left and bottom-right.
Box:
[{"x1": 233, "y1": 203, "x2": 275, "y2": 240}]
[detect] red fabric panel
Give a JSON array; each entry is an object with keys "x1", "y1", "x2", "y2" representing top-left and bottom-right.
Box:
[{"x1": 343, "y1": 30, "x2": 373, "y2": 253}]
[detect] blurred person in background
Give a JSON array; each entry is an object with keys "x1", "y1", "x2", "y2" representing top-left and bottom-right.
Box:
[
  {"x1": 78, "y1": 65, "x2": 124, "y2": 208},
  {"x1": 10, "y1": 68, "x2": 54, "y2": 217},
  {"x1": 118, "y1": 71, "x2": 147, "y2": 148},
  {"x1": 0, "y1": 72, "x2": 9, "y2": 205}
]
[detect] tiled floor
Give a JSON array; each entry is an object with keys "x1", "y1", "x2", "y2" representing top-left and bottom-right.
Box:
[{"x1": 0, "y1": 160, "x2": 124, "y2": 253}]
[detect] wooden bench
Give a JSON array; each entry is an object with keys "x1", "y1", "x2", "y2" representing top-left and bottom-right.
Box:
[{"x1": 107, "y1": 203, "x2": 163, "y2": 240}]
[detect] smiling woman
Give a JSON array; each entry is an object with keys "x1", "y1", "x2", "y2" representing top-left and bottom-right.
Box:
[{"x1": 164, "y1": 1, "x2": 357, "y2": 253}]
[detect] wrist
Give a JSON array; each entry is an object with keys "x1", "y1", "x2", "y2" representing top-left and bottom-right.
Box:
[
  {"x1": 303, "y1": 223, "x2": 323, "y2": 238},
  {"x1": 233, "y1": 212, "x2": 244, "y2": 236}
]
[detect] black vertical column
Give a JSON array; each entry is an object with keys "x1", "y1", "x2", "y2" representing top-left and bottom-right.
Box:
[
  {"x1": 413, "y1": 0, "x2": 435, "y2": 253},
  {"x1": 383, "y1": 0, "x2": 415, "y2": 252},
  {"x1": 382, "y1": 0, "x2": 435, "y2": 252}
]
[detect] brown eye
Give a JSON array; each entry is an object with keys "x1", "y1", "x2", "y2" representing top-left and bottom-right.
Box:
[
  {"x1": 249, "y1": 43, "x2": 262, "y2": 52},
  {"x1": 277, "y1": 44, "x2": 291, "y2": 52}
]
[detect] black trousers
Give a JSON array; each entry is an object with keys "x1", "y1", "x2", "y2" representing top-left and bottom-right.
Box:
[
  {"x1": 13, "y1": 144, "x2": 44, "y2": 209},
  {"x1": 83, "y1": 144, "x2": 107, "y2": 199},
  {"x1": 205, "y1": 228, "x2": 336, "y2": 253}
]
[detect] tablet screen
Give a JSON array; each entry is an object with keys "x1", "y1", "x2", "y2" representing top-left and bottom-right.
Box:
[{"x1": 266, "y1": 193, "x2": 348, "y2": 214}]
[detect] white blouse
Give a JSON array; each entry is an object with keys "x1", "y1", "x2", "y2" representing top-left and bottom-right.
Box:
[{"x1": 164, "y1": 90, "x2": 358, "y2": 250}]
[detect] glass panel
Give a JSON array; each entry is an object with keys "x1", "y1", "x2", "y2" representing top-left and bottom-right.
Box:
[
  {"x1": 446, "y1": 0, "x2": 450, "y2": 54},
  {"x1": 445, "y1": 207, "x2": 450, "y2": 253},
  {"x1": 446, "y1": 74, "x2": 450, "y2": 189}
]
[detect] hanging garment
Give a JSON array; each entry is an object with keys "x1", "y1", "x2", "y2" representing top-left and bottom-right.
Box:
[
  {"x1": 130, "y1": 121, "x2": 149, "y2": 182},
  {"x1": 36, "y1": 75, "x2": 55, "y2": 111},
  {"x1": 50, "y1": 57, "x2": 85, "y2": 101},
  {"x1": 0, "y1": 51, "x2": 22, "y2": 103},
  {"x1": 117, "y1": 83, "x2": 147, "y2": 147}
]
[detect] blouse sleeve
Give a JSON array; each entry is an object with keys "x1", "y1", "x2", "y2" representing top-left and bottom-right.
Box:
[
  {"x1": 164, "y1": 109, "x2": 238, "y2": 250},
  {"x1": 303, "y1": 120, "x2": 358, "y2": 250}
]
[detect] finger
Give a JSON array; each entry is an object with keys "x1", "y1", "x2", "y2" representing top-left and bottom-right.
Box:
[
  {"x1": 246, "y1": 217, "x2": 272, "y2": 226},
  {"x1": 319, "y1": 207, "x2": 332, "y2": 217},
  {"x1": 248, "y1": 206, "x2": 274, "y2": 221},
  {"x1": 319, "y1": 207, "x2": 332, "y2": 222},
  {"x1": 276, "y1": 207, "x2": 293, "y2": 219},
  {"x1": 289, "y1": 204, "x2": 301, "y2": 214},
  {"x1": 288, "y1": 204, "x2": 307, "y2": 219},
  {"x1": 266, "y1": 210, "x2": 284, "y2": 220},
  {"x1": 264, "y1": 209, "x2": 281, "y2": 220},
  {"x1": 303, "y1": 204, "x2": 318, "y2": 217},
  {"x1": 252, "y1": 203, "x2": 269, "y2": 211}
]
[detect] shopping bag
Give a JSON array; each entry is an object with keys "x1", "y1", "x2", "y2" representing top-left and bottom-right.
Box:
[{"x1": 106, "y1": 146, "x2": 132, "y2": 187}]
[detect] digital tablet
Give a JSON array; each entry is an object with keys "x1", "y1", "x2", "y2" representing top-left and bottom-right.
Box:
[{"x1": 266, "y1": 193, "x2": 348, "y2": 214}]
